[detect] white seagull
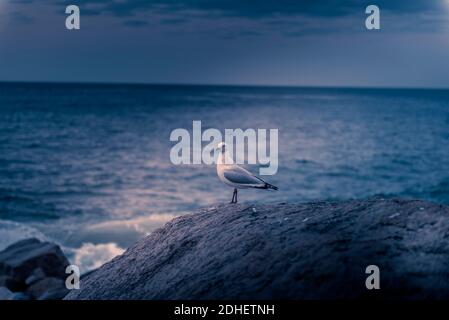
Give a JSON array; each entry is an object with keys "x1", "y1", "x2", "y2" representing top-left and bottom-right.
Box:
[{"x1": 216, "y1": 142, "x2": 278, "y2": 203}]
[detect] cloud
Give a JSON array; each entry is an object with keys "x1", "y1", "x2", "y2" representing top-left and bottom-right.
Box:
[
  {"x1": 47, "y1": 0, "x2": 444, "y2": 19},
  {"x1": 4, "y1": 0, "x2": 448, "y2": 35},
  {"x1": 7, "y1": 0, "x2": 35, "y2": 3}
]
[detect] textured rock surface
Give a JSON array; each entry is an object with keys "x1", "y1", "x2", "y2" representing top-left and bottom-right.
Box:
[
  {"x1": 27, "y1": 277, "x2": 68, "y2": 300},
  {"x1": 0, "y1": 238, "x2": 70, "y2": 300},
  {"x1": 0, "y1": 238, "x2": 69, "y2": 283},
  {"x1": 65, "y1": 199, "x2": 449, "y2": 300}
]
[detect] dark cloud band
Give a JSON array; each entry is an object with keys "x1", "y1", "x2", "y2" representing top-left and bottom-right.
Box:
[{"x1": 17, "y1": 0, "x2": 444, "y2": 18}]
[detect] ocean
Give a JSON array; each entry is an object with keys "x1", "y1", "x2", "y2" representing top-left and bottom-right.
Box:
[{"x1": 1, "y1": 82, "x2": 449, "y2": 271}]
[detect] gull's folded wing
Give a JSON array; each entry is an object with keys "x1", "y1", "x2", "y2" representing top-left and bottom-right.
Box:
[{"x1": 223, "y1": 166, "x2": 265, "y2": 186}]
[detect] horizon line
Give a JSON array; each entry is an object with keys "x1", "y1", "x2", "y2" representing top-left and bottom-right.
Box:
[{"x1": 1, "y1": 80, "x2": 449, "y2": 91}]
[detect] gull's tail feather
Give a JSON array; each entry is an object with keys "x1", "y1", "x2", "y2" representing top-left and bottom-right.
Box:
[{"x1": 264, "y1": 183, "x2": 278, "y2": 191}]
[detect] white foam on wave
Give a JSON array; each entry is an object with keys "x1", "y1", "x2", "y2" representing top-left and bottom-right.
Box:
[
  {"x1": 56, "y1": 213, "x2": 176, "y2": 273},
  {"x1": 0, "y1": 219, "x2": 118, "y2": 273},
  {"x1": 64, "y1": 213, "x2": 177, "y2": 248},
  {"x1": 0, "y1": 213, "x2": 177, "y2": 274},
  {"x1": 0, "y1": 219, "x2": 49, "y2": 251},
  {"x1": 67, "y1": 242, "x2": 125, "y2": 272}
]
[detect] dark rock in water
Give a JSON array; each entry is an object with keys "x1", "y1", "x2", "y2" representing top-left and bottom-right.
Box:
[
  {"x1": 0, "y1": 286, "x2": 13, "y2": 300},
  {"x1": 27, "y1": 277, "x2": 68, "y2": 300},
  {"x1": 25, "y1": 268, "x2": 46, "y2": 286},
  {"x1": 0, "y1": 275, "x2": 23, "y2": 292},
  {"x1": 11, "y1": 292, "x2": 32, "y2": 300},
  {"x1": 0, "y1": 238, "x2": 71, "y2": 300},
  {"x1": 0, "y1": 238, "x2": 69, "y2": 284},
  {"x1": 38, "y1": 286, "x2": 70, "y2": 300},
  {"x1": 65, "y1": 199, "x2": 449, "y2": 300}
]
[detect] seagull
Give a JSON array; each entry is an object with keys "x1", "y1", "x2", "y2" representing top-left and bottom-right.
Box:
[{"x1": 216, "y1": 142, "x2": 278, "y2": 203}]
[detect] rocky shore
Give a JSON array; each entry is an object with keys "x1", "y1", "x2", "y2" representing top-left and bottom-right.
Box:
[
  {"x1": 0, "y1": 238, "x2": 70, "y2": 300},
  {"x1": 63, "y1": 198, "x2": 449, "y2": 300},
  {"x1": 2, "y1": 198, "x2": 449, "y2": 300}
]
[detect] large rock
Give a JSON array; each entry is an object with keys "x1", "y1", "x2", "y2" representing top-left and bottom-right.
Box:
[
  {"x1": 27, "y1": 277, "x2": 68, "y2": 300},
  {"x1": 0, "y1": 238, "x2": 69, "y2": 284},
  {"x1": 0, "y1": 275, "x2": 22, "y2": 292},
  {"x1": 65, "y1": 199, "x2": 449, "y2": 300},
  {"x1": 0, "y1": 238, "x2": 70, "y2": 299}
]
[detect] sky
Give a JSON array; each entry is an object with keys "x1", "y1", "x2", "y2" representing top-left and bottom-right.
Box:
[{"x1": 0, "y1": 0, "x2": 449, "y2": 87}]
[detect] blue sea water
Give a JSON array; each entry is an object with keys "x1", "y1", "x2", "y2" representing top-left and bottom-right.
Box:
[{"x1": 1, "y1": 83, "x2": 449, "y2": 270}]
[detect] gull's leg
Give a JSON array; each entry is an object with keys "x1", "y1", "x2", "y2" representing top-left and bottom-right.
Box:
[
  {"x1": 230, "y1": 189, "x2": 236, "y2": 203},
  {"x1": 231, "y1": 188, "x2": 237, "y2": 204}
]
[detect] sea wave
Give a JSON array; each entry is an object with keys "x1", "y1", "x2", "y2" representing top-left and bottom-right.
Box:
[
  {"x1": 67, "y1": 242, "x2": 125, "y2": 272},
  {"x1": 0, "y1": 219, "x2": 49, "y2": 251}
]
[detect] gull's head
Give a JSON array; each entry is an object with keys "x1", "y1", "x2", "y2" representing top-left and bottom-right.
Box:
[{"x1": 216, "y1": 142, "x2": 227, "y2": 153}]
